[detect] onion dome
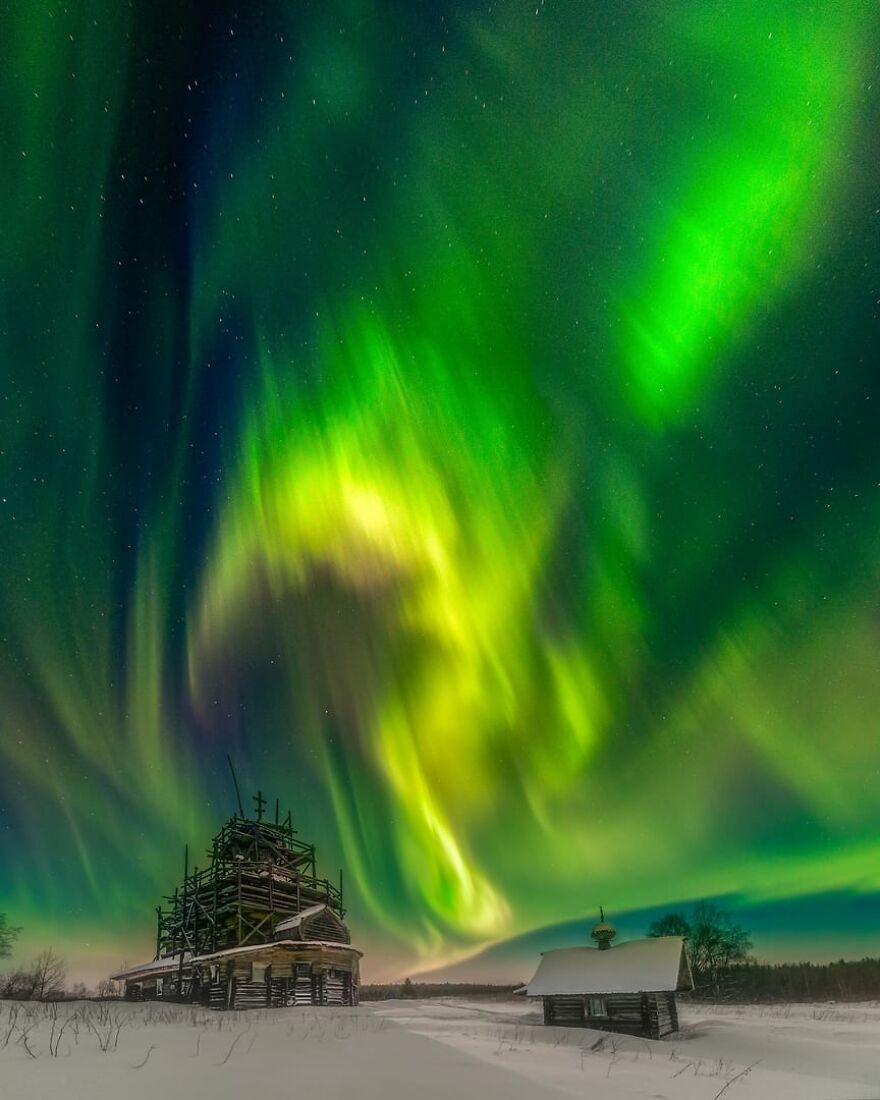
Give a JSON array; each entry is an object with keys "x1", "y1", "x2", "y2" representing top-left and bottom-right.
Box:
[{"x1": 591, "y1": 906, "x2": 617, "y2": 950}]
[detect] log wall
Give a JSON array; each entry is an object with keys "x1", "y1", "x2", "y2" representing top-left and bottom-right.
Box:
[
  {"x1": 124, "y1": 944, "x2": 360, "y2": 1010},
  {"x1": 542, "y1": 991, "x2": 680, "y2": 1039}
]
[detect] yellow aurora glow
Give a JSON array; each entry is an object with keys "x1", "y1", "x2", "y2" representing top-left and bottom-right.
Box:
[{"x1": 1, "y1": 0, "x2": 878, "y2": 980}]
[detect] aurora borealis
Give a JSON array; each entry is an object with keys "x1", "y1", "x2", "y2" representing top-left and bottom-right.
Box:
[{"x1": 1, "y1": 1, "x2": 879, "y2": 983}]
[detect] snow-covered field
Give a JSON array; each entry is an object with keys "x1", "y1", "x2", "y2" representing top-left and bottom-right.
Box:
[{"x1": 1, "y1": 996, "x2": 878, "y2": 1099}]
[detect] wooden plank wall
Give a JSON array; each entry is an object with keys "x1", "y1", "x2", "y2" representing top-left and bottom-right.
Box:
[
  {"x1": 607, "y1": 993, "x2": 645, "y2": 1034},
  {"x1": 544, "y1": 995, "x2": 584, "y2": 1025},
  {"x1": 127, "y1": 958, "x2": 359, "y2": 1010},
  {"x1": 668, "y1": 992, "x2": 679, "y2": 1032},
  {"x1": 233, "y1": 981, "x2": 269, "y2": 1009},
  {"x1": 245, "y1": 973, "x2": 355, "y2": 1008},
  {"x1": 324, "y1": 974, "x2": 345, "y2": 1006},
  {"x1": 652, "y1": 992, "x2": 672, "y2": 1037},
  {"x1": 303, "y1": 911, "x2": 350, "y2": 944},
  {"x1": 543, "y1": 992, "x2": 680, "y2": 1039}
]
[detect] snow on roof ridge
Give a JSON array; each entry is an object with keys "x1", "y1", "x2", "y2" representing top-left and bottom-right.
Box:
[
  {"x1": 192, "y1": 938, "x2": 363, "y2": 962},
  {"x1": 111, "y1": 938, "x2": 362, "y2": 980},
  {"x1": 274, "y1": 902, "x2": 328, "y2": 932},
  {"x1": 109, "y1": 954, "x2": 192, "y2": 981}
]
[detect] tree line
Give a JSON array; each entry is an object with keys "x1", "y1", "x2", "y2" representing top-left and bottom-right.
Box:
[
  {"x1": 361, "y1": 978, "x2": 523, "y2": 1001},
  {"x1": 647, "y1": 900, "x2": 880, "y2": 1002}
]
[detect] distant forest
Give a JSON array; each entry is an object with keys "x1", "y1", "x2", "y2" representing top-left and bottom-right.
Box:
[
  {"x1": 710, "y1": 958, "x2": 880, "y2": 1003},
  {"x1": 360, "y1": 980, "x2": 522, "y2": 1001},
  {"x1": 362, "y1": 958, "x2": 880, "y2": 1004}
]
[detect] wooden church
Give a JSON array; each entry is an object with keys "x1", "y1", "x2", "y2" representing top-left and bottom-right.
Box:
[
  {"x1": 111, "y1": 787, "x2": 361, "y2": 1009},
  {"x1": 526, "y1": 911, "x2": 692, "y2": 1038}
]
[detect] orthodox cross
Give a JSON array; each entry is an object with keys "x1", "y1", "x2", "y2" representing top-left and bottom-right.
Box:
[{"x1": 252, "y1": 790, "x2": 266, "y2": 821}]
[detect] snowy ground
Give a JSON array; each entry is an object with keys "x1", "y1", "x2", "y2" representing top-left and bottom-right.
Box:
[
  {"x1": 374, "y1": 997, "x2": 880, "y2": 1099},
  {"x1": 1, "y1": 997, "x2": 878, "y2": 1099}
]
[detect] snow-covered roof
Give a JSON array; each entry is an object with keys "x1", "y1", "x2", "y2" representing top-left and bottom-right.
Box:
[
  {"x1": 192, "y1": 938, "x2": 362, "y2": 963},
  {"x1": 526, "y1": 937, "x2": 691, "y2": 996},
  {"x1": 110, "y1": 934, "x2": 362, "y2": 981},
  {"x1": 109, "y1": 954, "x2": 191, "y2": 981},
  {"x1": 274, "y1": 903, "x2": 328, "y2": 934}
]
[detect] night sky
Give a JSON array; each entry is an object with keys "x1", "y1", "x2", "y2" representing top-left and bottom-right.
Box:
[{"x1": 1, "y1": 1, "x2": 879, "y2": 984}]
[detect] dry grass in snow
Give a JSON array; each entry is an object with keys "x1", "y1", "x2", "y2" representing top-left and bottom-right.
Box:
[{"x1": 2, "y1": 996, "x2": 879, "y2": 1100}]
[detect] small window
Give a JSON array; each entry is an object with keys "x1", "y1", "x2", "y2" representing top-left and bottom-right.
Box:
[
  {"x1": 252, "y1": 963, "x2": 268, "y2": 983},
  {"x1": 586, "y1": 996, "x2": 606, "y2": 1017},
  {"x1": 295, "y1": 963, "x2": 311, "y2": 979}
]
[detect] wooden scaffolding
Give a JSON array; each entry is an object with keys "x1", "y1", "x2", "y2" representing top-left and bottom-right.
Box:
[
  {"x1": 156, "y1": 791, "x2": 346, "y2": 966},
  {"x1": 111, "y1": 776, "x2": 361, "y2": 1009}
]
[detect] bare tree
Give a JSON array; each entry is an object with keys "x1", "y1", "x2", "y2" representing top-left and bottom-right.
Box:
[
  {"x1": 30, "y1": 949, "x2": 68, "y2": 1001},
  {"x1": 0, "y1": 968, "x2": 34, "y2": 999},
  {"x1": 96, "y1": 977, "x2": 122, "y2": 1000},
  {"x1": 647, "y1": 911, "x2": 691, "y2": 938},
  {"x1": 689, "y1": 901, "x2": 752, "y2": 997},
  {"x1": 648, "y1": 901, "x2": 751, "y2": 999},
  {"x1": 0, "y1": 913, "x2": 21, "y2": 959}
]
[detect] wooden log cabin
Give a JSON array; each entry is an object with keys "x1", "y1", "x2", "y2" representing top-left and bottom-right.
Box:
[
  {"x1": 526, "y1": 914, "x2": 692, "y2": 1039},
  {"x1": 110, "y1": 790, "x2": 361, "y2": 1009}
]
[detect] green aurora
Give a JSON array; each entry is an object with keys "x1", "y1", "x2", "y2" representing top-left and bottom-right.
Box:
[{"x1": 1, "y1": 0, "x2": 879, "y2": 981}]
